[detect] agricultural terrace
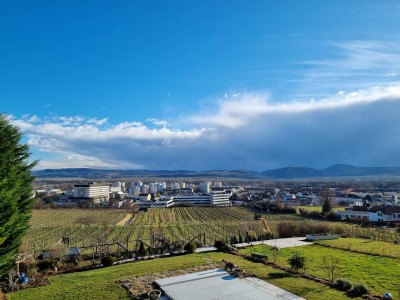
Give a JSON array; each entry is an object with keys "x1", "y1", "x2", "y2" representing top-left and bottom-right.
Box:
[
  {"x1": 22, "y1": 207, "x2": 400, "y2": 255},
  {"x1": 22, "y1": 207, "x2": 268, "y2": 253},
  {"x1": 21, "y1": 209, "x2": 129, "y2": 252}
]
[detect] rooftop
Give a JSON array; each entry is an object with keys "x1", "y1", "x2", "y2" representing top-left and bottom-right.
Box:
[{"x1": 155, "y1": 268, "x2": 305, "y2": 300}]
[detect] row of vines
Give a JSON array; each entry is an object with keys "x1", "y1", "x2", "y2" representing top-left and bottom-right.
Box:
[{"x1": 21, "y1": 207, "x2": 400, "y2": 255}]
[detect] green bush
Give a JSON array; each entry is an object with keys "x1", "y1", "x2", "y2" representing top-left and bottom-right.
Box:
[
  {"x1": 101, "y1": 256, "x2": 114, "y2": 267},
  {"x1": 351, "y1": 283, "x2": 368, "y2": 296},
  {"x1": 214, "y1": 240, "x2": 228, "y2": 252},
  {"x1": 336, "y1": 279, "x2": 352, "y2": 291},
  {"x1": 287, "y1": 253, "x2": 306, "y2": 273},
  {"x1": 137, "y1": 241, "x2": 147, "y2": 257},
  {"x1": 230, "y1": 235, "x2": 238, "y2": 244},
  {"x1": 184, "y1": 242, "x2": 197, "y2": 254}
]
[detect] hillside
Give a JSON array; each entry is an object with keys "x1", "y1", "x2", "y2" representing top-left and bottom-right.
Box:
[{"x1": 32, "y1": 164, "x2": 400, "y2": 180}]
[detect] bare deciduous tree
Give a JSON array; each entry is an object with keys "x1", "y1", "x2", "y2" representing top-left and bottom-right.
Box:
[{"x1": 321, "y1": 256, "x2": 340, "y2": 283}]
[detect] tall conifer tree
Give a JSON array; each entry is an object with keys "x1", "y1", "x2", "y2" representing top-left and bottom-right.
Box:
[{"x1": 0, "y1": 114, "x2": 36, "y2": 276}]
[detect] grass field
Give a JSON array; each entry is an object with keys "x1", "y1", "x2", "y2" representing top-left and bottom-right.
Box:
[
  {"x1": 240, "y1": 243, "x2": 400, "y2": 298},
  {"x1": 296, "y1": 205, "x2": 346, "y2": 212},
  {"x1": 315, "y1": 237, "x2": 400, "y2": 258},
  {"x1": 8, "y1": 252, "x2": 359, "y2": 300}
]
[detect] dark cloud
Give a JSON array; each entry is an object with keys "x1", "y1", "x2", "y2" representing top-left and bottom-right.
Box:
[{"x1": 12, "y1": 86, "x2": 400, "y2": 170}]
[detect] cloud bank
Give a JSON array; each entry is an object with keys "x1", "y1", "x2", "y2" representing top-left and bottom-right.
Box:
[
  {"x1": 11, "y1": 40, "x2": 400, "y2": 171},
  {"x1": 12, "y1": 84, "x2": 400, "y2": 171}
]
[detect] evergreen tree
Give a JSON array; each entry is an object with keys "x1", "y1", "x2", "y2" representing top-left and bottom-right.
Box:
[
  {"x1": 0, "y1": 114, "x2": 36, "y2": 276},
  {"x1": 238, "y1": 232, "x2": 243, "y2": 243},
  {"x1": 288, "y1": 253, "x2": 306, "y2": 273},
  {"x1": 322, "y1": 199, "x2": 332, "y2": 214}
]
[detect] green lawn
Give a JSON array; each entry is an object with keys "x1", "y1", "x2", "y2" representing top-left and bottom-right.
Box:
[
  {"x1": 9, "y1": 252, "x2": 359, "y2": 300},
  {"x1": 240, "y1": 243, "x2": 400, "y2": 298},
  {"x1": 296, "y1": 206, "x2": 346, "y2": 212},
  {"x1": 8, "y1": 255, "x2": 208, "y2": 300},
  {"x1": 207, "y1": 252, "x2": 357, "y2": 300},
  {"x1": 315, "y1": 237, "x2": 400, "y2": 258}
]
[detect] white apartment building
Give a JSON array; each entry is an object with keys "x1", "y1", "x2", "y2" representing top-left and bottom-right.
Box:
[
  {"x1": 210, "y1": 191, "x2": 231, "y2": 206},
  {"x1": 140, "y1": 185, "x2": 149, "y2": 194},
  {"x1": 72, "y1": 182, "x2": 110, "y2": 203},
  {"x1": 335, "y1": 204, "x2": 400, "y2": 223},
  {"x1": 152, "y1": 197, "x2": 174, "y2": 208},
  {"x1": 200, "y1": 182, "x2": 211, "y2": 194},
  {"x1": 149, "y1": 183, "x2": 158, "y2": 194},
  {"x1": 213, "y1": 181, "x2": 222, "y2": 188},
  {"x1": 172, "y1": 191, "x2": 230, "y2": 207}
]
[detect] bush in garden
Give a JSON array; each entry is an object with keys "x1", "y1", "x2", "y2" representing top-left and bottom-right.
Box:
[
  {"x1": 137, "y1": 241, "x2": 147, "y2": 257},
  {"x1": 279, "y1": 206, "x2": 297, "y2": 214},
  {"x1": 230, "y1": 235, "x2": 238, "y2": 244},
  {"x1": 184, "y1": 242, "x2": 197, "y2": 254},
  {"x1": 299, "y1": 208, "x2": 309, "y2": 216},
  {"x1": 287, "y1": 253, "x2": 305, "y2": 273},
  {"x1": 325, "y1": 212, "x2": 341, "y2": 221},
  {"x1": 299, "y1": 208, "x2": 322, "y2": 219},
  {"x1": 277, "y1": 221, "x2": 296, "y2": 238},
  {"x1": 214, "y1": 240, "x2": 228, "y2": 252},
  {"x1": 101, "y1": 255, "x2": 114, "y2": 267},
  {"x1": 36, "y1": 260, "x2": 54, "y2": 271},
  {"x1": 238, "y1": 233, "x2": 243, "y2": 243},
  {"x1": 336, "y1": 279, "x2": 352, "y2": 291},
  {"x1": 351, "y1": 283, "x2": 368, "y2": 296}
]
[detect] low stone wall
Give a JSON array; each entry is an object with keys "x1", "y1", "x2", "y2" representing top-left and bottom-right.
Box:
[{"x1": 306, "y1": 234, "x2": 339, "y2": 241}]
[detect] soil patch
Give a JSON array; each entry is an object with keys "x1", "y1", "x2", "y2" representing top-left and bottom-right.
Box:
[{"x1": 116, "y1": 213, "x2": 132, "y2": 226}]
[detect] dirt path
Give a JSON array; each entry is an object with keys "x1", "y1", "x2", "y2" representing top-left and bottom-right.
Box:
[{"x1": 116, "y1": 213, "x2": 133, "y2": 226}]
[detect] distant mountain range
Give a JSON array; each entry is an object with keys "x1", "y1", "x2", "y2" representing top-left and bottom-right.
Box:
[
  {"x1": 32, "y1": 164, "x2": 400, "y2": 180},
  {"x1": 261, "y1": 164, "x2": 400, "y2": 179}
]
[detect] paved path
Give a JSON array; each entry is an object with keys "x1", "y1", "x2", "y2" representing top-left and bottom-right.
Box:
[
  {"x1": 196, "y1": 237, "x2": 312, "y2": 253},
  {"x1": 196, "y1": 246, "x2": 217, "y2": 253},
  {"x1": 233, "y1": 237, "x2": 312, "y2": 249}
]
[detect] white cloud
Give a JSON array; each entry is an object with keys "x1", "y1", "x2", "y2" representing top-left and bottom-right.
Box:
[
  {"x1": 12, "y1": 83, "x2": 400, "y2": 171},
  {"x1": 289, "y1": 40, "x2": 400, "y2": 101},
  {"x1": 188, "y1": 85, "x2": 400, "y2": 128},
  {"x1": 11, "y1": 37, "x2": 400, "y2": 171},
  {"x1": 147, "y1": 118, "x2": 168, "y2": 127},
  {"x1": 87, "y1": 117, "x2": 108, "y2": 125}
]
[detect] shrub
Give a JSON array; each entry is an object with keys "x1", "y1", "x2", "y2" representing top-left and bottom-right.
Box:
[
  {"x1": 214, "y1": 240, "x2": 228, "y2": 252},
  {"x1": 277, "y1": 221, "x2": 296, "y2": 238},
  {"x1": 184, "y1": 242, "x2": 197, "y2": 254},
  {"x1": 238, "y1": 233, "x2": 243, "y2": 243},
  {"x1": 36, "y1": 260, "x2": 54, "y2": 271},
  {"x1": 101, "y1": 255, "x2": 114, "y2": 267},
  {"x1": 137, "y1": 241, "x2": 147, "y2": 257},
  {"x1": 325, "y1": 212, "x2": 340, "y2": 221},
  {"x1": 287, "y1": 253, "x2": 305, "y2": 273},
  {"x1": 230, "y1": 235, "x2": 238, "y2": 244},
  {"x1": 336, "y1": 279, "x2": 352, "y2": 291},
  {"x1": 351, "y1": 283, "x2": 368, "y2": 296}
]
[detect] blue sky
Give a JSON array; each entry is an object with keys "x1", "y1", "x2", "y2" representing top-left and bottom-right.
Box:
[{"x1": 2, "y1": 1, "x2": 400, "y2": 170}]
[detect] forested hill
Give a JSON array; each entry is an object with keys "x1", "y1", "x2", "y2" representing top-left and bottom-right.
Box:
[{"x1": 33, "y1": 164, "x2": 400, "y2": 179}]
